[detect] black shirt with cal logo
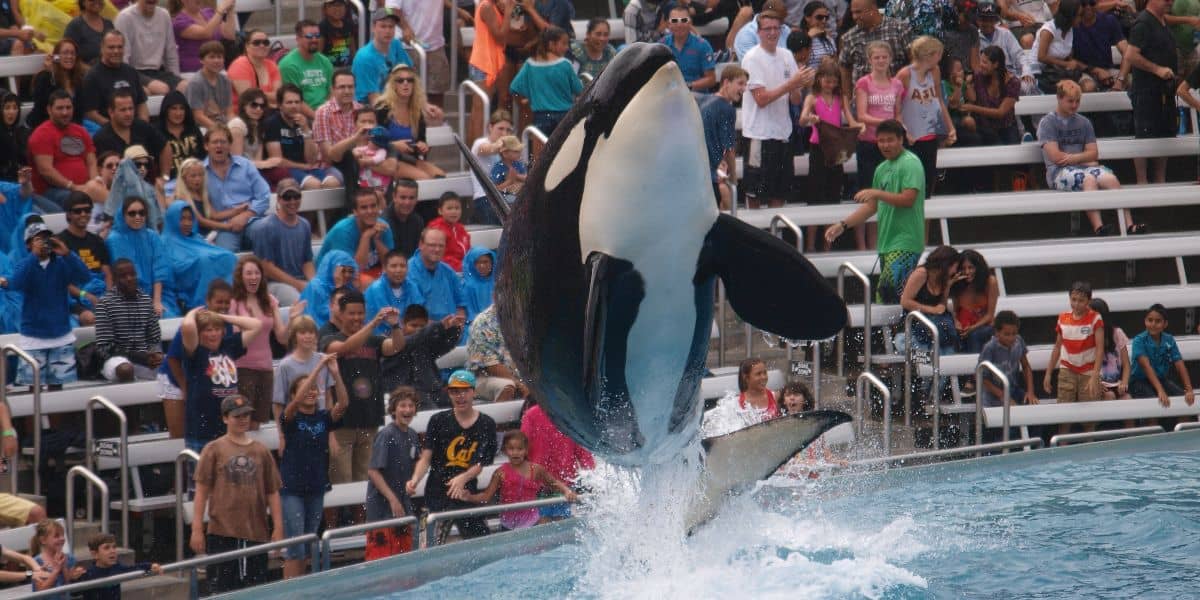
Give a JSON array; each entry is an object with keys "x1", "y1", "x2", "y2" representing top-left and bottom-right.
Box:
[{"x1": 423, "y1": 409, "x2": 497, "y2": 505}]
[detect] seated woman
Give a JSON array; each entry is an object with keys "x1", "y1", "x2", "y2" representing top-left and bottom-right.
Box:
[
  {"x1": 62, "y1": 0, "x2": 113, "y2": 65},
  {"x1": 1035, "y1": 0, "x2": 1094, "y2": 93},
  {"x1": 161, "y1": 200, "x2": 237, "y2": 312},
  {"x1": 569, "y1": 18, "x2": 616, "y2": 80},
  {"x1": 899, "y1": 245, "x2": 963, "y2": 353},
  {"x1": 105, "y1": 196, "x2": 178, "y2": 317},
  {"x1": 105, "y1": 148, "x2": 168, "y2": 230},
  {"x1": 374, "y1": 65, "x2": 446, "y2": 181},
  {"x1": 962, "y1": 46, "x2": 1022, "y2": 145},
  {"x1": 0, "y1": 90, "x2": 29, "y2": 182},
  {"x1": 228, "y1": 89, "x2": 288, "y2": 184},
  {"x1": 27, "y1": 39, "x2": 89, "y2": 131},
  {"x1": 298, "y1": 250, "x2": 358, "y2": 329},
  {"x1": 157, "y1": 91, "x2": 205, "y2": 180},
  {"x1": 228, "y1": 28, "x2": 283, "y2": 110},
  {"x1": 951, "y1": 249, "x2": 1000, "y2": 354},
  {"x1": 173, "y1": 0, "x2": 237, "y2": 73}
]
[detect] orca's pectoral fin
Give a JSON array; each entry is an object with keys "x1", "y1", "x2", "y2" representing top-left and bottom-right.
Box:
[
  {"x1": 582, "y1": 252, "x2": 611, "y2": 390},
  {"x1": 699, "y1": 214, "x2": 848, "y2": 341},
  {"x1": 685, "y1": 410, "x2": 852, "y2": 533},
  {"x1": 453, "y1": 135, "x2": 510, "y2": 224}
]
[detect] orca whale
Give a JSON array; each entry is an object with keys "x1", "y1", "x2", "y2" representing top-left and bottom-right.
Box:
[{"x1": 481, "y1": 42, "x2": 850, "y2": 468}]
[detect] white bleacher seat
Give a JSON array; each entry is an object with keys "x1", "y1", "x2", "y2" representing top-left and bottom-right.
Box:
[
  {"x1": 5, "y1": 381, "x2": 157, "y2": 419},
  {"x1": 436, "y1": 345, "x2": 468, "y2": 369},
  {"x1": 467, "y1": 226, "x2": 502, "y2": 250},
  {"x1": 695, "y1": 18, "x2": 730, "y2": 37},
  {"x1": 147, "y1": 95, "x2": 163, "y2": 118},
  {"x1": 0, "y1": 519, "x2": 67, "y2": 554},
  {"x1": 426, "y1": 123, "x2": 456, "y2": 147},
  {"x1": 269, "y1": 187, "x2": 343, "y2": 237},
  {"x1": 570, "y1": 18, "x2": 627, "y2": 43},
  {"x1": 922, "y1": 336, "x2": 1200, "y2": 377},
  {"x1": 981, "y1": 397, "x2": 1200, "y2": 430},
  {"x1": 0, "y1": 53, "x2": 46, "y2": 93},
  {"x1": 415, "y1": 174, "x2": 474, "y2": 201},
  {"x1": 1012, "y1": 90, "x2": 1190, "y2": 116}
]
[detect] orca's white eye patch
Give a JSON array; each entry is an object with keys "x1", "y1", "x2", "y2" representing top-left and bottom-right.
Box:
[{"x1": 545, "y1": 121, "x2": 587, "y2": 192}]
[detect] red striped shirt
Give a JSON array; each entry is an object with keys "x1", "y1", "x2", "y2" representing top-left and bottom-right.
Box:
[{"x1": 1056, "y1": 309, "x2": 1103, "y2": 373}]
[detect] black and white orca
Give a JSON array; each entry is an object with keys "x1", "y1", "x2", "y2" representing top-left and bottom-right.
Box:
[{"x1": 469, "y1": 43, "x2": 849, "y2": 470}]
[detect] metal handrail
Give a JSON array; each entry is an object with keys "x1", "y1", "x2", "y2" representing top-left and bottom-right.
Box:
[
  {"x1": 175, "y1": 449, "x2": 201, "y2": 563},
  {"x1": 1175, "y1": 421, "x2": 1200, "y2": 432},
  {"x1": 521, "y1": 125, "x2": 548, "y2": 163},
  {"x1": 405, "y1": 41, "x2": 429, "y2": 90},
  {"x1": 164, "y1": 533, "x2": 320, "y2": 598},
  {"x1": 903, "y1": 312, "x2": 939, "y2": 434},
  {"x1": 856, "y1": 372, "x2": 890, "y2": 455},
  {"x1": 836, "y1": 263, "x2": 871, "y2": 376},
  {"x1": 66, "y1": 466, "x2": 108, "y2": 542},
  {"x1": 23, "y1": 565, "x2": 153, "y2": 599},
  {"x1": 580, "y1": 72, "x2": 594, "y2": 84},
  {"x1": 346, "y1": 0, "x2": 368, "y2": 53},
  {"x1": 318, "y1": 515, "x2": 418, "y2": 571},
  {"x1": 86, "y1": 396, "x2": 128, "y2": 548},
  {"x1": 850, "y1": 437, "x2": 1045, "y2": 467},
  {"x1": 2, "y1": 344, "x2": 41, "y2": 495},
  {"x1": 272, "y1": 0, "x2": 282, "y2": 35},
  {"x1": 457, "y1": 80, "x2": 491, "y2": 172},
  {"x1": 425, "y1": 496, "x2": 570, "y2": 548},
  {"x1": 1049, "y1": 425, "x2": 1164, "y2": 447},
  {"x1": 716, "y1": 280, "x2": 727, "y2": 366},
  {"x1": 975, "y1": 361, "x2": 1010, "y2": 454},
  {"x1": 752, "y1": 214, "x2": 806, "y2": 361},
  {"x1": 0, "y1": 359, "x2": 15, "y2": 495}
]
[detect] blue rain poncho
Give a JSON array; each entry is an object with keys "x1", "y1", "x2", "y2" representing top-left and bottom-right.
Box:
[
  {"x1": 0, "y1": 251, "x2": 20, "y2": 334},
  {"x1": 300, "y1": 250, "x2": 358, "y2": 329},
  {"x1": 161, "y1": 201, "x2": 237, "y2": 311},
  {"x1": 105, "y1": 159, "x2": 163, "y2": 230},
  {"x1": 0, "y1": 181, "x2": 32, "y2": 257},
  {"x1": 364, "y1": 268, "x2": 424, "y2": 335},
  {"x1": 105, "y1": 198, "x2": 179, "y2": 317},
  {"x1": 459, "y1": 246, "x2": 496, "y2": 342}
]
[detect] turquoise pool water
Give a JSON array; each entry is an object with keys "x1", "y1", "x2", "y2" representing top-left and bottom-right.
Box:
[{"x1": 224, "y1": 431, "x2": 1200, "y2": 599}]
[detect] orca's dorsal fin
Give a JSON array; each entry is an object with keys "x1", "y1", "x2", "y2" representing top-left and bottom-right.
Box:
[{"x1": 454, "y1": 134, "x2": 510, "y2": 225}]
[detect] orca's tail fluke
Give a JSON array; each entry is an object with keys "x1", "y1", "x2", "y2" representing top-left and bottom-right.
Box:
[
  {"x1": 454, "y1": 134, "x2": 511, "y2": 225},
  {"x1": 685, "y1": 410, "x2": 853, "y2": 533}
]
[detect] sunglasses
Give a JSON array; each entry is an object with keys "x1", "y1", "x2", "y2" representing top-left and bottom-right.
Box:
[
  {"x1": 814, "y1": 13, "x2": 830, "y2": 20},
  {"x1": 302, "y1": 33, "x2": 321, "y2": 39},
  {"x1": 394, "y1": 77, "x2": 415, "y2": 83},
  {"x1": 134, "y1": 160, "x2": 150, "y2": 169},
  {"x1": 69, "y1": 207, "x2": 92, "y2": 215},
  {"x1": 669, "y1": 16, "x2": 690, "y2": 23},
  {"x1": 249, "y1": 102, "x2": 266, "y2": 109},
  {"x1": 281, "y1": 192, "x2": 302, "y2": 201},
  {"x1": 126, "y1": 209, "x2": 147, "y2": 217},
  {"x1": 249, "y1": 39, "x2": 271, "y2": 47},
  {"x1": 103, "y1": 162, "x2": 119, "y2": 170}
]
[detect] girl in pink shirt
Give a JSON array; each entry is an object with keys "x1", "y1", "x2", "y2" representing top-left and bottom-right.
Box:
[
  {"x1": 853, "y1": 41, "x2": 905, "y2": 251},
  {"x1": 465, "y1": 431, "x2": 577, "y2": 530},
  {"x1": 231, "y1": 255, "x2": 301, "y2": 428},
  {"x1": 800, "y1": 58, "x2": 861, "y2": 252}
]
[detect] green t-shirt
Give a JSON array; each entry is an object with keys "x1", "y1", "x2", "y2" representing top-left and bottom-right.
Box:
[
  {"x1": 279, "y1": 49, "x2": 334, "y2": 110},
  {"x1": 873, "y1": 149, "x2": 926, "y2": 254},
  {"x1": 1170, "y1": 0, "x2": 1200, "y2": 53}
]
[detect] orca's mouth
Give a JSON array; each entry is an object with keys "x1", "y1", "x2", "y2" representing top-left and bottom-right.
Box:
[{"x1": 581, "y1": 43, "x2": 676, "y2": 140}]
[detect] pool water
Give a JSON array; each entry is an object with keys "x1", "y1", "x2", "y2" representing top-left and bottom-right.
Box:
[{"x1": 224, "y1": 431, "x2": 1200, "y2": 600}]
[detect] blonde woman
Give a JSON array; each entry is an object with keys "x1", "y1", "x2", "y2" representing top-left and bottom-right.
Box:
[
  {"x1": 373, "y1": 65, "x2": 446, "y2": 180},
  {"x1": 897, "y1": 35, "x2": 956, "y2": 200},
  {"x1": 173, "y1": 157, "x2": 245, "y2": 234}
]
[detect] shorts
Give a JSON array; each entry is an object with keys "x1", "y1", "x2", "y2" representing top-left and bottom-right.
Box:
[
  {"x1": 288, "y1": 167, "x2": 341, "y2": 185},
  {"x1": 876, "y1": 250, "x2": 921, "y2": 304},
  {"x1": 205, "y1": 535, "x2": 268, "y2": 594},
  {"x1": 281, "y1": 492, "x2": 325, "y2": 560},
  {"x1": 424, "y1": 47, "x2": 451, "y2": 94},
  {"x1": 1056, "y1": 366, "x2": 1100, "y2": 403},
  {"x1": 1131, "y1": 87, "x2": 1178, "y2": 139},
  {"x1": 744, "y1": 138, "x2": 793, "y2": 200},
  {"x1": 0, "y1": 493, "x2": 38, "y2": 528},
  {"x1": 539, "y1": 500, "x2": 572, "y2": 519},
  {"x1": 157, "y1": 372, "x2": 182, "y2": 401},
  {"x1": 16, "y1": 343, "x2": 77, "y2": 386},
  {"x1": 236, "y1": 367, "x2": 275, "y2": 424},
  {"x1": 468, "y1": 65, "x2": 488, "y2": 84},
  {"x1": 475, "y1": 373, "x2": 516, "y2": 402},
  {"x1": 1050, "y1": 165, "x2": 1114, "y2": 192},
  {"x1": 328, "y1": 427, "x2": 373, "y2": 484},
  {"x1": 137, "y1": 68, "x2": 182, "y2": 90},
  {"x1": 101, "y1": 356, "x2": 156, "y2": 382},
  {"x1": 364, "y1": 525, "x2": 413, "y2": 560}
]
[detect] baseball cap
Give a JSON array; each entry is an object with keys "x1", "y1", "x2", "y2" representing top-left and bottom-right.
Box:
[
  {"x1": 123, "y1": 145, "x2": 150, "y2": 161},
  {"x1": 24, "y1": 222, "x2": 50, "y2": 242},
  {"x1": 372, "y1": 7, "x2": 400, "y2": 23},
  {"x1": 276, "y1": 178, "x2": 302, "y2": 197},
  {"x1": 221, "y1": 395, "x2": 255, "y2": 416},
  {"x1": 446, "y1": 370, "x2": 477, "y2": 389},
  {"x1": 977, "y1": 3, "x2": 999, "y2": 19}
]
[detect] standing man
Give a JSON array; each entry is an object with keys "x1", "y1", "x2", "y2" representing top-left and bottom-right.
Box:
[
  {"x1": 698, "y1": 65, "x2": 747, "y2": 210},
  {"x1": 1120, "y1": 0, "x2": 1176, "y2": 199},
  {"x1": 79, "y1": 30, "x2": 151, "y2": 126},
  {"x1": 740, "y1": 10, "x2": 813, "y2": 209},
  {"x1": 114, "y1": 0, "x2": 183, "y2": 95},
  {"x1": 204, "y1": 125, "x2": 272, "y2": 252},
  {"x1": 839, "y1": 0, "x2": 913, "y2": 87},
  {"x1": 280, "y1": 20, "x2": 335, "y2": 119},
  {"x1": 352, "y1": 8, "x2": 413, "y2": 104},
  {"x1": 247, "y1": 179, "x2": 316, "y2": 307}
]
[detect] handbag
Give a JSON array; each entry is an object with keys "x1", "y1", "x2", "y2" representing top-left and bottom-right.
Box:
[{"x1": 816, "y1": 121, "x2": 859, "y2": 167}]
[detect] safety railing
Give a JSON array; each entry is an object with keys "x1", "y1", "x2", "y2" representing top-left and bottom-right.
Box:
[
  {"x1": 85, "y1": 396, "x2": 129, "y2": 548},
  {"x1": 168, "y1": 534, "x2": 320, "y2": 598},
  {"x1": 521, "y1": 125, "x2": 548, "y2": 164},
  {"x1": 856, "y1": 372, "x2": 889, "y2": 455},
  {"x1": 175, "y1": 449, "x2": 201, "y2": 562},
  {"x1": 425, "y1": 496, "x2": 570, "y2": 548},
  {"x1": 1175, "y1": 421, "x2": 1200, "y2": 432},
  {"x1": 317, "y1": 515, "x2": 419, "y2": 571},
  {"x1": 1049, "y1": 425, "x2": 1164, "y2": 447},
  {"x1": 66, "y1": 466, "x2": 108, "y2": 542},
  {"x1": 581, "y1": 72, "x2": 594, "y2": 84},
  {"x1": 23, "y1": 565, "x2": 154, "y2": 599},
  {"x1": 1, "y1": 344, "x2": 42, "y2": 495},
  {"x1": 903, "y1": 312, "x2": 939, "y2": 437},
  {"x1": 405, "y1": 41, "x2": 429, "y2": 90},
  {"x1": 346, "y1": 0, "x2": 368, "y2": 54},
  {"x1": 457, "y1": 80, "x2": 491, "y2": 172},
  {"x1": 836, "y1": 263, "x2": 871, "y2": 376},
  {"x1": 849, "y1": 437, "x2": 1045, "y2": 468},
  {"x1": 975, "y1": 361, "x2": 1010, "y2": 453}
]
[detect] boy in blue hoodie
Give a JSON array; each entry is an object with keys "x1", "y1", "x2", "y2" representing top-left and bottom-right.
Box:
[
  {"x1": 365, "y1": 250, "x2": 423, "y2": 335},
  {"x1": 0, "y1": 223, "x2": 91, "y2": 389},
  {"x1": 460, "y1": 247, "x2": 496, "y2": 343}
]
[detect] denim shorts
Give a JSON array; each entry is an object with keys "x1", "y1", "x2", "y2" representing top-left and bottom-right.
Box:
[
  {"x1": 468, "y1": 65, "x2": 487, "y2": 83},
  {"x1": 16, "y1": 343, "x2": 77, "y2": 386},
  {"x1": 281, "y1": 492, "x2": 325, "y2": 560}
]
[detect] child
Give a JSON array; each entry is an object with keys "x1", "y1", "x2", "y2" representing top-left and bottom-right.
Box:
[
  {"x1": 180, "y1": 305, "x2": 264, "y2": 456},
  {"x1": 78, "y1": 533, "x2": 162, "y2": 600},
  {"x1": 510, "y1": 26, "x2": 584, "y2": 136},
  {"x1": 426, "y1": 192, "x2": 471, "y2": 272},
  {"x1": 460, "y1": 248, "x2": 497, "y2": 342},
  {"x1": 489, "y1": 135, "x2": 527, "y2": 202},
  {"x1": 896, "y1": 35, "x2": 956, "y2": 200},
  {"x1": 365, "y1": 250, "x2": 425, "y2": 335},
  {"x1": 320, "y1": 0, "x2": 358, "y2": 67},
  {"x1": 1090, "y1": 298, "x2": 1131, "y2": 401},
  {"x1": 1017, "y1": 32, "x2": 1041, "y2": 97},
  {"x1": 280, "y1": 354, "x2": 348, "y2": 579},
  {"x1": 1129, "y1": 304, "x2": 1196, "y2": 407},
  {"x1": 799, "y1": 57, "x2": 861, "y2": 252},
  {"x1": 778, "y1": 381, "x2": 846, "y2": 475},
  {"x1": 160, "y1": 279, "x2": 233, "y2": 440},
  {"x1": 470, "y1": 110, "x2": 515, "y2": 225},
  {"x1": 1043, "y1": 281, "x2": 1104, "y2": 434},
  {"x1": 737, "y1": 358, "x2": 779, "y2": 422},
  {"x1": 941, "y1": 55, "x2": 976, "y2": 137},
  {"x1": 461, "y1": 431, "x2": 577, "y2": 530},
  {"x1": 978, "y1": 311, "x2": 1039, "y2": 408},
  {"x1": 853, "y1": 41, "x2": 905, "y2": 252},
  {"x1": 273, "y1": 315, "x2": 336, "y2": 422},
  {"x1": 364, "y1": 387, "x2": 421, "y2": 560},
  {"x1": 352, "y1": 109, "x2": 395, "y2": 191},
  {"x1": 381, "y1": 304, "x2": 464, "y2": 409},
  {"x1": 190, "y1": 395, "x2": 284, "y2": 594},
  {"x1": 186, "y1": 41, "x2": 235, "y2": 130},
  {"x1": 30, "y1": 519, "x2": 84, "y2": 597}
]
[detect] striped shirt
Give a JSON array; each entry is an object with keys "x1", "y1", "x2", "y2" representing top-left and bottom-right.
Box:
[
  {"x1": 1056, "y1": 309, "x2": 1103, "y2": 374},
  {"x1": 95, "y1": 289, "x2": 162, "y2": 357}
]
